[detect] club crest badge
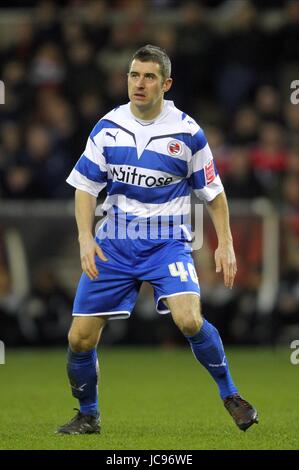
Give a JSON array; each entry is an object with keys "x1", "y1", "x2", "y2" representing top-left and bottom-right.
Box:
[{"x1": 167, "y1": 140, "x2": 182, "y2": 156}]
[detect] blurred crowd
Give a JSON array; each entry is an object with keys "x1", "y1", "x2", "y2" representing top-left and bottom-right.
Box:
[
  {"x1": 1, "y1": 0, "x2": 299, "y2": 345},
  {"x1": 1, "y1": 0, "x2": 299, "y2": 204}
]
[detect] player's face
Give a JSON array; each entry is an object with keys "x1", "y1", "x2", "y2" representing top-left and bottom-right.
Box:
[{"x1": 128, "y1": 59, "x2": 172, "y2": 118}]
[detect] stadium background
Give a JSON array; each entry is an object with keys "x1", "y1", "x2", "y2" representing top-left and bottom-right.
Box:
[
  {"x1": 0, "y1": 0, "x2": 299, "y2": 450},
  {"x1": 1, "y1": 0, "x2": 299, "y2": 348}
]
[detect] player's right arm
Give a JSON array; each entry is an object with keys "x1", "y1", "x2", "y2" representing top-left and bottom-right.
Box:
[
  {"x1": 75, "y1": 189, "x2": 108, "y2": 280},
  {"x1": 66, "y1": 120, "x2": 108, "y2": 280}
]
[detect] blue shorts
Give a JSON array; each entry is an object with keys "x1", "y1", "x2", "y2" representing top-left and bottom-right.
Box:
[{"x1": 73, "y1": 236, "x2": 200, "y2": 320}]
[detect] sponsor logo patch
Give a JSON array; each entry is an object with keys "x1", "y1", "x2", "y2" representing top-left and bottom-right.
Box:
[
  {"x1": 204, "y1": 160, "x2": 215, "y2": 184},
  {"x1": 110, "y1": 166, "x2": 173, "y2": 187}
]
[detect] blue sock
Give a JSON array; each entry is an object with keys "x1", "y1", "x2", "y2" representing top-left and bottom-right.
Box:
[
  {"x1": 185, "y1": 319, "x2": 238, "y2": 399},
  {"x1": 67, "y1": 347, "x2": 99, "y2": 416}
]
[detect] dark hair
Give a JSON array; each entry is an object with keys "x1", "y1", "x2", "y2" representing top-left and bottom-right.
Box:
[{"x1": 129, "y1": 44, "x2": 171, "y2": 80}]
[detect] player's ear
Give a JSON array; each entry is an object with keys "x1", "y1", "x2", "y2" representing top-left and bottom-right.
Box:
[{"x1": 163, "y1": 78, "x2": 173, "y2": 92}]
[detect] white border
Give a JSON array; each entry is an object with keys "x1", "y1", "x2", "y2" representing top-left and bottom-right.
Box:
[
  {"x1": 72, "y1": 292, "x2": 201, "y2": 319},
  {"x1": 73, "y1": 310, "x2": 131, "y2": 320},
  {"x1": 156, "y1": 291, "x2": 201, "y2": 314}
]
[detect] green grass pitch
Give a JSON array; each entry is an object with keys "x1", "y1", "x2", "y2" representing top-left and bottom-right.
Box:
[{"x1": 0, "y1": 346, "x2": 298, "y2": 450}]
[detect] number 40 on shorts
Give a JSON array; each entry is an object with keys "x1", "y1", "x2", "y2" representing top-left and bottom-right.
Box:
[{"x1": 168, "y1": 262, "x2": 198, "y2": 284}]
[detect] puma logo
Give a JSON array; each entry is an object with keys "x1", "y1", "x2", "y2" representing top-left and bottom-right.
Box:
[
  {"x1": 105, "y1": 131, "x2": 119, "y2": 141},
  {"x1": 208, "y1": 356, "x2": 227, "y2": 368},
  {"x1": 71, "y1": 383, "x2": 87, "y2": 392}
]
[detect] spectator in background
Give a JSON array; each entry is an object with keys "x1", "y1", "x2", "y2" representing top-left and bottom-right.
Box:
[
  {"x1": 176, "y1": 1, "x2": 217, "y2": 109},
  {"x1": 65, "y1": 40, "x2": 102, "y2": 100},
  {"x1": 77, "y1": 90, "x2": 106, "y2": 152},
  {"x1": 284, "y1": 103, "x2": 299, "y2": 147},
  {"x1": 151, "y1": 27, "x2": 183, "y2": 105},
  {"x1": 29, "y1": 42, "x2": 65, "y2": 90},
  {"x1": 25, "y1": 123, "x2": 72, "y2": 198},
  {"x1": 224, "y1": 146, "x2": 266, "y2": 199},
  {"x1": 2, "y1": 123, "x2": 71, "y2": 199},
  {"x1": 36, "y1": 90, "x2": 78, "y2": 164},
  {"x1": 216, "y1": 1, "x2": 264, "y2": 113},
  {"x1": 1, "y1": 19, "x2": 36, "y2": 66},
  {"x1": 2, "y1": 165, "x2": 32, "y2": 199},
  {"x1": 255, "y1": 85, "x2": 282, "y2": 123},
  {"x1": 0, "y1": 122, "x2": 24, "y2": 197},
  {"x1": 103, "y1": 69, "x2": 129, "y2": 110},
  {"x1": 250, "y1": 122, "x2": 287, "y2": 196},
  {"x1": 123, "y1": 0, "x2": 149, "y2": 42},
  {"x1": 0, "y1": 60, "x2": 29, "y2": 121},
  {"x1": 228, "y1": 107, "x2": 259, "y2": 146},
  {"x1": 285, "y1": 147, "x2": 299, "y2": 175},
  {"x1": 204, "y1": 125, "x2": 231, "y2": 178},
  {"x1": 84, "y1": 0, "x2": 110, "y2": 49},
  {"x1": 278, "y1": 0, "x2": 299, "y2": 65},
  {"x1": 34, "y1": 0, "x2": 62, "y2": 46},
  {"x1": 0, "y1": 0, "x2": 297, "y2": 206},
  {"x1": 1, "y1": 119, "x2": 32, "y2": 198},
  {"x1": 0, "y1": 121, "x2": 23, "y2": 166},
  {"x1": 97, "y1": 24, "x2": 137, "y2": 76}
]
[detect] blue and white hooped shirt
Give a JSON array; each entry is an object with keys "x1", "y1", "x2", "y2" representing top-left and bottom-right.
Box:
[{"x1": 66, "y1": 100, "x2": 224, "y2": 241}]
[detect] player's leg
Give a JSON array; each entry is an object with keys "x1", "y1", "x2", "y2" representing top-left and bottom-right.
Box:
[
  {"x1": 57, "y1": 236, "x2": 139, "y2": 434},
  {"x1": 167, "y1": 293, "x2": 238, "y2": 399},
  {"x1": 167, "y1": 294, "x2": 258, "y2": 431},
  {"x1": 67, "y1": 316, "x2": 107, "y2": 414},
  {"x1": 57, "y1": 316, "x2": 107, "y2": 434},
  {"x1": 68, "y1": 315, "x2": 107, "y2": 352}
]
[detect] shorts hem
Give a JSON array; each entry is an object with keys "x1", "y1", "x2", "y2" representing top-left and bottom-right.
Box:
[
  {"x1": 156, "y1": 291, "x2": 201, "y2": 314},
  {"x1": 72, "y1": 310, "x2": 131, "y2": 320}
]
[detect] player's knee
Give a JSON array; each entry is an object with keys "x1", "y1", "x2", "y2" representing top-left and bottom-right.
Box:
[
  {"x1": 68, "y1": 331, "x2": 96, "y2": 352},
  {"x1": 178, "y1": 312, "x2": 203, "y2": 336}
]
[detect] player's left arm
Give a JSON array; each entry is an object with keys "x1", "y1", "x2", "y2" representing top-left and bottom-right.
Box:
[
  {"x1": 187, "y1": 120, "x2": 237, "y2": 288},
  {"x1": 205, "y1": 191, "x2": 237, "y2": 289}
]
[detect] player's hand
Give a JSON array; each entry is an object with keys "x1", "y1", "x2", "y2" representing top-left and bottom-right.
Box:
[
  {"x1": 79, "y1": 234, "x2": 108, "y2": 280},
  {"x1": 214, "y1": 243, "x2": 237, "y2": 289}
]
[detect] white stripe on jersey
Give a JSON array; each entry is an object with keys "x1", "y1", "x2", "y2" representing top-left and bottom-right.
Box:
[
  {"x1": 102, "y1": 194, "x2": 191, "y2": 218},
  {"x1": 84, "y1": 137, "x2": 106, "y2": 171},
  {"x1": 66, "y1": 169, "x2": 106, "y2": 197},
  {"x1": 192, "y1": 143, "x2": 214, "y2": 173},
  {"x1": 193, "y1": 175, "x2": 224, "y2": 202},
  {"x1": 94, "y1": 127, "x2": 135, "y2": 149},
  {"x1": 146, "y1": 136, "x2": 192, "y2": 162}
]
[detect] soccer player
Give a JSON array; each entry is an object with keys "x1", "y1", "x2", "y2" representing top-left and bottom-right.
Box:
[{"x1": 57, "y1": 45, "x2": 258, "y2": 435}]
